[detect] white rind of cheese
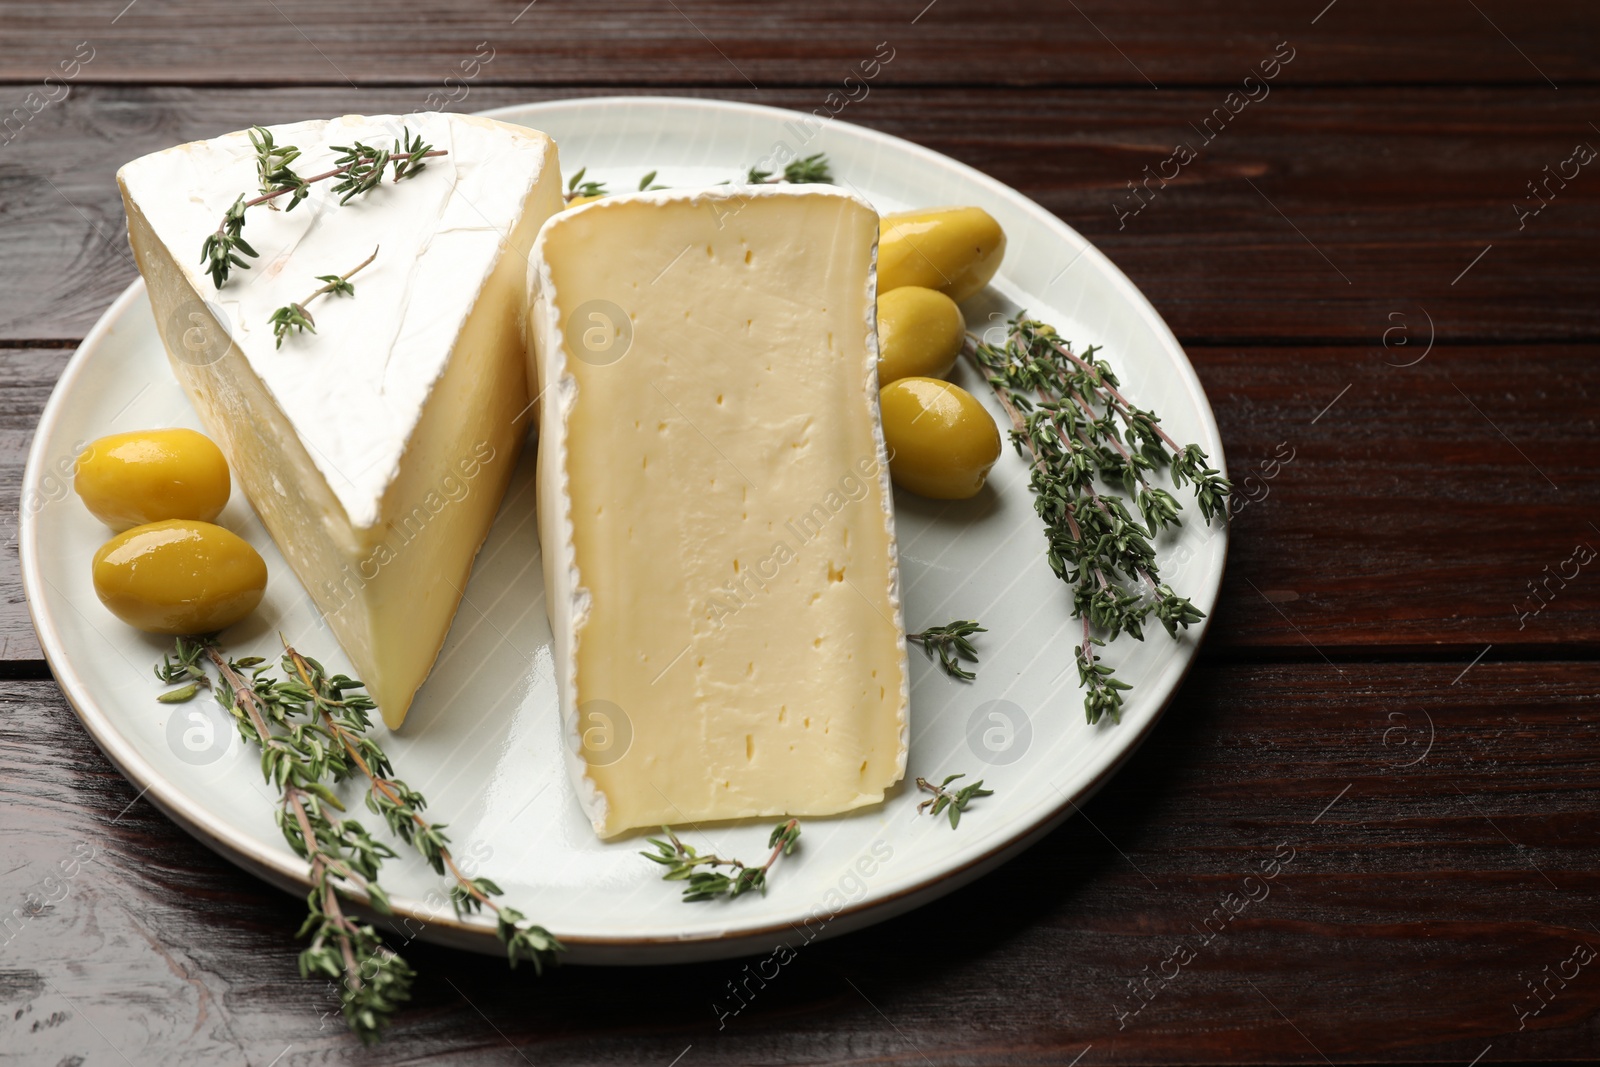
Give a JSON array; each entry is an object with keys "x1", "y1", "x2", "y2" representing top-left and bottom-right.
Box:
[
  {"x1": 529, "y1": 185, "x2": 909, "y2": 838},
  {"x1": 118, "y1": 113, "x2": 563, "y2": 727}
]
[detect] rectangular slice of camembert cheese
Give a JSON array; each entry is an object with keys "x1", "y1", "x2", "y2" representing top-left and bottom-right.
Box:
[
  {"x1": 118, "y1": 113, "x2": 563, "y2": 728},
  {"x1": 530, "y1": 186, "x2": 909, "y2": 837}
]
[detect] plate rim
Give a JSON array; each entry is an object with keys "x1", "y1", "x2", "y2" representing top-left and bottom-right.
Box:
[{"x1": 20, "y1": 94, "x2": 1228, "y2": 961}]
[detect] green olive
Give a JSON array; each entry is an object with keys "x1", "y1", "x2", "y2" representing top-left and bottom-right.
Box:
[
  {"x1": 879, "y1": 377, "x2": 1002, "y2": 500},
  {"x1": 878, "y1": 206, "x2": 1006, "y2": 303},
  {"x1": 92, "y1": 519, "x2": 267, "y2": 635},
  {"x1": 75, "y1": 428, "x2": 230, "y2": 531},
  {"x1": 877, "y1": 286, "x2": 965, "y2": 385}
]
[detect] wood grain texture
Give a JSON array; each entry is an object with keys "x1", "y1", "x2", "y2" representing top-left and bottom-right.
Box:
[
  {"x1": 1198, "y1": 342, "x2": 1600, "y2": 655},
  {"x1": 3, "y1": 340, "x2": 1592, "y2": 660},
  {"x1": 0, "y1": 0, "x2": 1593, "y2": 87},
  {"x1": 0, "y1": 347, "x2": 68, "y2": 663},
  {"x1": 3, "y1": 4, "x2": 1598, "y2": 1061},
  {"x1": 5, "y1": 663, "x2": 1599, "y2": 1064},
  {"x1": 3, "y1": 85, "x2": 1598, "y2": 344}
]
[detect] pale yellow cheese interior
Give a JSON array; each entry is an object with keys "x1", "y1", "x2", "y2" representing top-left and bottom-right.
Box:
[{"x1": 536, "y1": 189, "x2": 908, "y2": 836}]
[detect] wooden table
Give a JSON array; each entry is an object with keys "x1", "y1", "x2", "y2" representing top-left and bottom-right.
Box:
[{"x1": 4, "y1": 2, "x2": 1598, "y2": 1063}]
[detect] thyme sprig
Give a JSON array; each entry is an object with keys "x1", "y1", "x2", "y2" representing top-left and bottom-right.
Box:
[
  {"x1": 641, "y1": 820, "x2": 801, "y2": 902},
  {"x1": 250, "y1": 125, "x2": 309, "y2": 209},
  {"x1": 968, "y1": 315, "x2": 1227, "y2": 724},
  {"x1": 906, "y1": 619, "x2": 985, "y2": 681},
  {"x1": 916, "y1": 774, "x2": 993, "y2": 829},
  {"x1": 153, "y1": 635, "x2": 561, "y2": 1043},
  {"x1": 201, "y1": 196, "x2": 258, "y2": 291},
  {"x1": 385, "y1": 127, "x2": 438, "y2": 184},
  {"x1": 564, "y1": 166, "x2": 607, "y2": 202},
  {"x1": 269, "y1": 246, "x2": 378, "y2": 348},
  {"x1": 328, "y1": 128, "x2": 438, "y2": 202},
  {"x1": 156, "y1": 637, "x2": 410, "y2": 1045},
  {"x1": 278, "y1": 645, "x2": 562, "y2": 971},
  {"x1": 747, "y1": 152, "x2": 832, "y2": 184},
  {"x1": 202, "y1": 126, "x2": 446, "y2": 288},
  {"x1": 560, "y1": 153, "x2": 835, "y2": 204}
]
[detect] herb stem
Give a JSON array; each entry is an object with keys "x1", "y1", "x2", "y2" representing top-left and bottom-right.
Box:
[
  {"x1": 240, "y1": 152, "x2": 447, "y2": 214},
  {"x1": 277, "y1": 643, "x2": 560, "y2": 970},
  {"x1": 989, "y1": 371, "x2": 1029, "y2": 432},
  {"x1": 204, "y1": 128, "x2": 443, "y2": 289},
  {"x1": 204, "y1": 645, "x2": 268, "y2": 735},
  {"x1": 270, "y1": 247, "x2": 378, "y2": 347},
  {"x1": 984, "y1": 361, "x2": 1089, "y2": 541},
  {"x1": 1069, "y1": 388, "x2": 1142, "y2": 473},
  {"x1": 287, "y1": 646, "x2": 497, "y2": 916},
  {"x1": 966, "y1": 317, "x2": 1223, "y2": 722},
  {"x1": 287, "y1": 795, "x2": 363, "y2": 989},
  {"x1": 915, "y1": 774, "x2": 993, "y2": 828},
  {"x1": 204, "y1": 645, "x2": 375, "y2": 1003},
  {"x1": 1137, "y1": 566, "x2": 1162, "y2": 595},
  {"x1": 906, "y1": 619, "x2": 986, "y2": 681},
  {"x1": 757, "y1": 821, "x2": 798, "y2": 873},
  {"x1": 642, "y1": 821, "x2": 802, "y2": 901},
  {"x1": 304, "y1": 245, "x2": 377, "y2": 310},
  {"x1": 1053, "y1": 342, "x2": 1184, "y2": 454},
  {"x1": 331, "y1": 245, "x2": 378, "y2": 285}
]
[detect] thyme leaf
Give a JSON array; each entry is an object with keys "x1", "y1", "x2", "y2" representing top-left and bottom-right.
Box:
[
  {"x1": 153, "y1": 635, "x2": 560, "y2": 1044},
  {"x1": 269, "y1": 246, "x2": 378, "y2": 348},
  {"x1": 279, "y1": 644, "x2": 562, "y2": 973},
  {"x1": 748, "y1": 153, "x2": 832, "y2": 184},
  {"x1": 564, "y1": 166, "x2": 608, "y2": 201},
  {"x1": 641, "y1": 820, "x2": 801, "y2": 902},
  {"x1": 916, "y1": 774, "x2": 993, "y2": 829},
  {"x1": 562, "y1": 153, "x2": 835, "y2": 204},
  {"x1": 906, "y1": 619, "x2": 985, "y2": 681},
  {"x1": 202, "y1": 126, "x2": 446, "y2": 288},
  {"x1": 249, "y1": 125, "x2": 309, "y2": 210},
  {"x1": 967, "y1": 316, "x2": 1228, "y2": 724}
]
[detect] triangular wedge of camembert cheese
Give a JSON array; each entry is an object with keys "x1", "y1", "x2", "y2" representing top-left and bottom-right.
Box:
[
  {"x1": 118, "y1": 113, "x2": 562, "y2": 727},
  {"x1": 530, "y1": 186, "x2": 909, "y2": 837}
]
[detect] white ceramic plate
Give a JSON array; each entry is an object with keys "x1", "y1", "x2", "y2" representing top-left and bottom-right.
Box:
[{"x1": 20, "y1": 97, "x2": 1227, "y2": 965}]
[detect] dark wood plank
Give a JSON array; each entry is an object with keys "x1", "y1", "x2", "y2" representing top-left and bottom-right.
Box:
[
  {"x1": 1199, "y1": 342, "x2": 1600, "y2": 656},
  {"x1": 3, "y1": 85, "x2": 1599, "y2": 345},
  {"x1": 4, "y1": 339, "x2": 1593, "y2": 661},
  {"x1": 0, "y1": 0, "x2": 1592, "y2": 87},
  {"x1": 5, "y1": 662, "x2": 1599, "y2": 1063},
  {"x1": 0, "y1": 348, "x2": 67, "y2": 663}
]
